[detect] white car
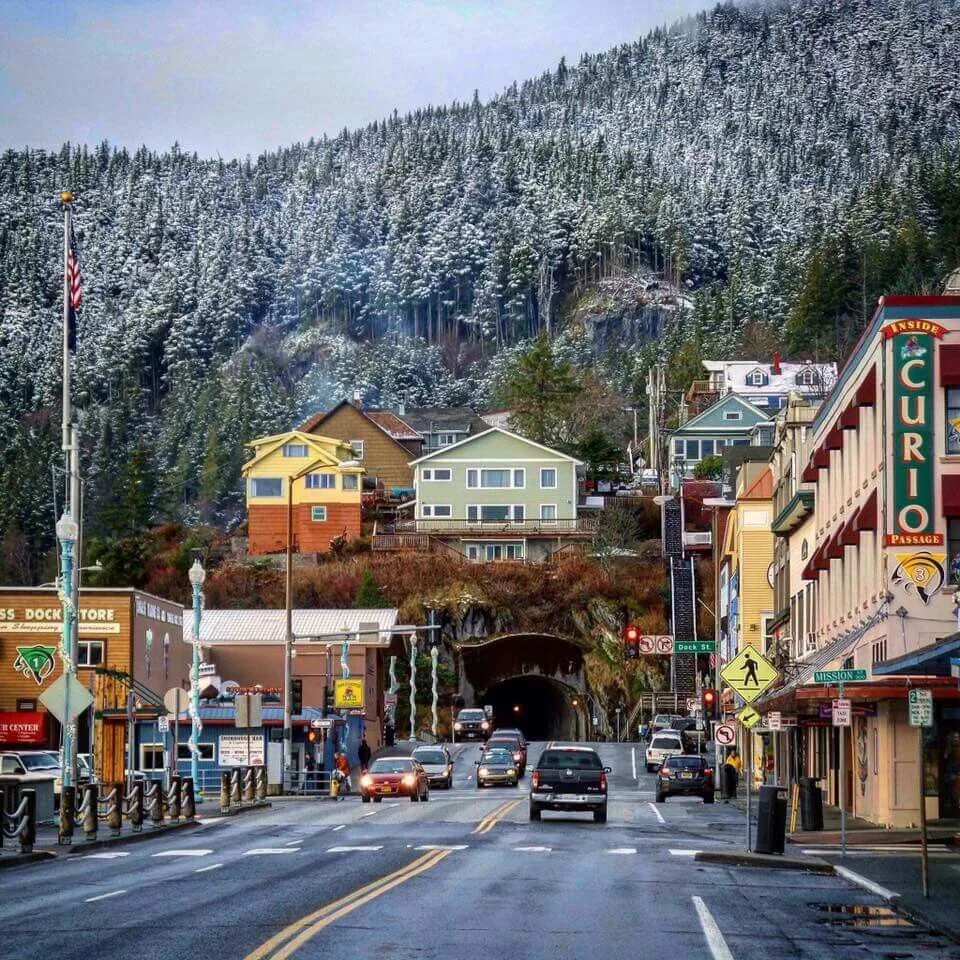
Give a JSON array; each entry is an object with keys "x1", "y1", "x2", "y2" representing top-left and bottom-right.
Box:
[
  {"x1": 646, "y1": 733, "x2": 684, "y2": 772},
  {"x1": 411, "y1": 746, "x2": 454, "y2": 789}
]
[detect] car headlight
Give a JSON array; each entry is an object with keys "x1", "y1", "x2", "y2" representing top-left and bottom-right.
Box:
[
  {"x1": 508, "y1": 769, "x2": 516, "y2": 776},
  {"x1": 402, "y1": 774, "x2": 415, "y2": 786},
  {"x1": 479, "y1": 767, "x2": 489, "y2": 776},
  {"x1": 481, "y1": 721, "x2": 489, "y2": 730},
  {"x1": 361, "y1": 775, "x2": 373, "y2": 788},
  {"x1": 454, "y1": 722, "x2": 462, "y2": 731}
]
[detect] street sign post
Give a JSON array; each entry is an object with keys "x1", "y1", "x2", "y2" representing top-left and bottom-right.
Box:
[
  {"x1": 908, "y1": 688, "x2": 933, "y2": 727},
  {"x1": 714, "y1": 723, "x2": 736, "y2": 746},
  {"x1": 768, "y1": 711, "x2": 782, "y2": 731},
  {"x1": 908, "y1": 688, "x2": 935, "y2": 897},
  {"x1": 655, "y1": 635, "x2": 674, "y2": 655},
  {"x1": 638, "y1": 635, "x2": 655, "y2": 655},
  {"x1": 721, "y1": 647, "x2": 780, "y2": 703},
  {"x1": 157, "y1": 716, "x2": 170, "y2": 734},
  {"x1": 813, "y1": 669, "x2": 867, "y2": 684},
  {"x1": 675, "y1": 640, "x2": 716, "y2": 654},
  {"x1": 39, "y1": 674, "x2": 94, "y2": 723},
  {"x1": 832, "y1": 699, "x2": 852, "y2": 727},
  {"x1": 736, "y1": 705, "x2": 761, "y2": 729}
]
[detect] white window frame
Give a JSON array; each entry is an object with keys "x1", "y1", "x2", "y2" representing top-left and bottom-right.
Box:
[
  {"x1": 140, "y1": 743, "x2": 166, "y2": 772},
  {"x1": 747, "y1": 371, "x2": 767, "y2": 387},
  {"x1": 282, "y1": 443, "x2": 308, "y2": 458},
  {"x1": 483, "y1": 542, "x2": 525, "y2": 561},
  {"x1": 250, "y1": 477, "x2": 282, "y2": 497},
  {"x1": 796, "y1": 369, "x2": 817, "y2": 386},
  {"x1": 436, "y1": 432, "x2": 460, "y2": 447},
  {"x1": 540, "y1": 504, "x2": 557, "y2": 523},
  {"x1": 466, "y1": 504, "x2": 525, "y2": 523},
  {"x1": 466, "y1": 468, "x2": 525, "y2": 489},
  {"x1": 311, "y1": 506, "x2": 328, "y2": 522},
  {"x1": 422, "y1": 468, "x2": 452, "y2": 482},
  {"x1": 349, "y1": 440, "x2": 364, "y2": 460},
  {"x1": 305, "y1": 473, "x2": 336, "y2": 490},
  {"x1": 341, "y1": 474, "x2": 358, "y2": 491},
  {"x1": 724, "y1": 411, "x2": 742, "y2": 421},
  {"x1": 466, "y1": 545, "x2": 480, "y2": 562},
  {"x1": 422, "y1": 504, "x2": 452, "y2": 518},
  {"x1": 176, "y1": 743, "x2": 214, "y2": 762},
  {"x1": 77, "y1": 640, "x2": 104, "y2": 667},
  {"x1": 539, "y1": 467, "x2": 557, "y2": 489}
]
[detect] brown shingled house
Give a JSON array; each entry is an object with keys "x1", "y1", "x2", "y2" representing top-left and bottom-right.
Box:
[{"x1": 300, "y1": 400, "x2": 421, "y2": 494}]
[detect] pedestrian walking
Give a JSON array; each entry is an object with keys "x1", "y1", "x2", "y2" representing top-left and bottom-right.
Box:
[
  {"x1": 334, "y1": 751, "x2": 351, "y2": 795},
  {"x1": 723, "y1": 747, "x2": 743, "y2": 802},
  {"x1": 358, "y1": 737, "x2": 372, "y2": 772}
]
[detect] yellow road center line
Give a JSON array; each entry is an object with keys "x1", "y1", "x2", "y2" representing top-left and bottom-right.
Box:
[
  {"x1": 472, "y1": 800, "x2": 515, "y2": 834},
  {"x1": 268, "y1": 849, "x2": 454, "y2": 960},
  {"x1": 243, "y1": 850, "x2": 442, "y2": 960},
  {"x1": 477, "y1": 799, "x2": 521, "y2": 834}
]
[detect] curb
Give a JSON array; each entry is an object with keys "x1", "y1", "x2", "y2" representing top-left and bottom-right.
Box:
[
  {"x1": 205, "y1": 801, "x2": 273, "y2": 817},
  {"x1": 695, "y1": 850, "x2": 835, "y2": 874},
  {"x1": 62, "y1": 818, "x2": 200, "y2": 853},
  {"x1": 833, "y1": 864, "x2": 901, "y2": 902},
  {"x1": 0, "y1": 850, "x2": 57, "y2": 870}
]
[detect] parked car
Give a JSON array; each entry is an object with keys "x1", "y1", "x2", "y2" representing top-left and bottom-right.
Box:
[
  {"x1": 645, "y1": 732, "x2": 685, "y2": 772},
  {"x1": 484, "y1": 734, "x2": 526, "y2": 776},
  {"x1": 454, "y1": 708, "x2": 491, "y2": 741},
  {"x1": 0, "y1": 750, "x2": 61, "y2": 795},
  {"x1": 655, "y1": 754, "x2": 715, "y2": 803},
  {"x1": 529, "y1": 746, "x2": 609, "y2": 823},
  {"x1": 360, "y1": 757, "x2": 430, "y2": 803},
  {"x1": 476, "y1": 748, "x2": 519, "y2": 788},
  {"x1": 411, "y1": 745, "x2": 455, "y2": 789}
]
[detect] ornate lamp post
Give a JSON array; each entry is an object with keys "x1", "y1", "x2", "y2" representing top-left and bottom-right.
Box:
[
  {"x1": 409, "y1": 634, "x2": 417, "y2": 742},
  {"x1": 187, "y1": 557, "x2": 206, "y2": 801},
  {"x1": 430, "y1": 644, "x2": 439, "y2": 739},
  {"x1": 56, "y1": 510, "x2": 79, "y2": 790}
]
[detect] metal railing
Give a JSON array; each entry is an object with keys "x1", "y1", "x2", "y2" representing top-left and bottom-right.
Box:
[
  {"x1": 281, "y1": 771, "x2": 333, "y2": 796},
  {"x1": 393, "y1": 518, "x2": 596, "y2": 535},
  {"x1": 0, "y1": 787, "x2": 36, "y2": 855}
]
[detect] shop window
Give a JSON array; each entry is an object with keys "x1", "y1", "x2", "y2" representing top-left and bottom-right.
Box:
[
  {"x1": 77, "y1": 641, "x2": 104, "y2": 667},
  {"x1": 250, "y1": 477, "x2": 282, "y2": 497},
  {"x1": 948, "y1": 389, "x2": 960, "y2": 454},
  {"x1": 176, "y1": 743, "x2": 214, "y2": 762},
  {"x1": 140, "y1": 743, "x2": 165, "y2": 771}
]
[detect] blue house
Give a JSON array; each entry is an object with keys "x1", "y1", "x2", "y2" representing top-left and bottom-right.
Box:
[{"x1": 668, "y1": 393, "x2": 771, "y2": 486}]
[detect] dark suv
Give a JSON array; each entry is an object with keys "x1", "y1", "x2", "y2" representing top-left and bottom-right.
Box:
[
  {"x1": 655, "y1": 754, "x2": 715, "y2": 804},
  {"x1": 454, "y1": 708, "x2": 490, "y2": 741}
]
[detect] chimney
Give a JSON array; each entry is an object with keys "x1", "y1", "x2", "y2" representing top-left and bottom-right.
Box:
[
  {"x1": 771, "y1": 351, "x2": 782, "y2": 376},
  {"x1": 353, "y1": 389, "x2": 362, "y2": 408},
  {"x1": 397, "y1": 399, "x2": 405, "y2": 416}
]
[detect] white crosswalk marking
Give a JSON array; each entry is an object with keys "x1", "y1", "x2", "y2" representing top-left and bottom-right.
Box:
[
  {"x1": 607, "y1": 848, "x2": 637, "y2": 855},
  {"x1": 514, "y1": 846, "x2": 551, "y2": 852},
  {"x1": 152, "y1": 849, "x2": 213, "y2": 858},
  {"x1": 327, "y1": 845, "x2": 382, "y2": 853},
  {"x1": 244, "y1": 848, "x2": 300, "y2": 856},
  {"x1": 670, "y1": 849, "x2": 699, "y2": 857}
]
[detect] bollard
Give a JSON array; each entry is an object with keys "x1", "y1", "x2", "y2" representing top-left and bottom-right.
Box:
[
  {"x1": 231, "y1": 768, "x2": 242, "y2": 806},
  {"x1": 182, "y1": 778, "x2": 196, "y2": 820},
  {"x1": 147, "y1": 782, "x2": 163, "y2": 827},
  {"x1": 220, "y1": 772, "x2": 231, "y2": 814},
  {"x1": 83, "y1": 783, "x2": 99, "y2": 841},
  {"x1": 243, "y1": 766, "x2": 255, "y2": 803},
  {"x1": 330, "y1": 775, "x2": 339, "y2": 799},
  {"x1": 107, "y1": 782, "x2": 123, "y2": 836},
  {"x1": 59, "y1": 785, "x2": 76, "y2": 845},
  {"x1": 168, "y1": 775, "x2": 182, "y2": 821},
  {"x1": 20, "y1": 789, "x2": 36, "y2": 854},
  {"x1": 256, "y1": 766, "x2": 267, "y2": 802},
  {"x1": 128, "y1": 780, "x2": 144, "y2": 832}
]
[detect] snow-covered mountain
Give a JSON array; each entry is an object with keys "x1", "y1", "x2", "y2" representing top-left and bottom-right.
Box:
[{"x1": 1, "y1": 0, "x2": 958, "y2": 571}]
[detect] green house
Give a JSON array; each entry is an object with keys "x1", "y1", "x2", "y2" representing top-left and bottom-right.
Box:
[{"x1": 408, "y1": 428, "x2": 587, "y2": 562}]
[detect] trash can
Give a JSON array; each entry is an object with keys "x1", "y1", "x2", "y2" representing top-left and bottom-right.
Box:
[
  {"x1": 798, "y1": 776, "x2": 824, "y2": 831},
  {"x1": 722, "y1": 763, "x2": 738, "y2": 800},
  {"x1": 754, "y1": 784, "x2": 787, "y2": 855}
]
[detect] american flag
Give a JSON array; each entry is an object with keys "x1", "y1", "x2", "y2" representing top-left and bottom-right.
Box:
[{"x1": 66, "y1": 226, "x2": 81, "y2": 351}]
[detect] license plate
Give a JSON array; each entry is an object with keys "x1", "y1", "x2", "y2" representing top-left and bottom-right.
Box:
[
  {"x1": 681, "y1": 772, "x2": 693, "y2": 779},
  {"x1": 380, "y1": 786, "x2": 393, "y2": 793}
]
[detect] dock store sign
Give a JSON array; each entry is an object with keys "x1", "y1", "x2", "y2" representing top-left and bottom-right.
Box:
[{"x1": 885, "y1": 319, "x2": 946, "y2": 547}]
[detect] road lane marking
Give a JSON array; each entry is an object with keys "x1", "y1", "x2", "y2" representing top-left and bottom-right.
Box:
[
  {"x1": 82, "y1": 852, "x2": 130, "y2": 860},
  {"x1": 195, "y1": 863, "x2": 223, "y2": 873},
  {"x1": 243, "y1": 850, "x2": 452, "y2": 960},
  {"x1": 326, "y1": 845, "x2": 383, "y2": 853},
  {"x1": 85, "y1": 889, "x2": 126, "y2": 903},
  {"x1": 331, "y1": 825, "x2": 345, "y2": 832},
  {"x1": 473, "y1": 799, "x2": 521, "y2": 835},
  {"x1": 632, "y1": 747, "x2": 637, "y2": 780},
  {"x1": 362, "y1": 811, "x2": 377, "y2": 817},
  {"x1": 607, "y1": 848, "x2": 637, "y2": 855},
  {"x1": 152, "y1": 849, "x2": 212, "y2": 857},
  {"x1": 472, "y1": 800, "x2": 514, "y2": 834},
  {"x1": 670, "y1": 849, "x2": 699, "y2": 857},
  {"x1": 244, "y1": 848, "x2": 301, "y2": 856},
  {"x1": 414, "y1": 844, "x2": 468, "y2": 850},
  {"x1": 514, "y1": 846, "x2": 551, "y2": 852},
  {"x1": 648, "y1": 802, "x2": 666, "y2": 824},
  {"x1": 284, "y1": 840, "x2": 302, "y2": 846},
  {"x1": 692, "y1": 896, "x2": 734, "y2": 960}
]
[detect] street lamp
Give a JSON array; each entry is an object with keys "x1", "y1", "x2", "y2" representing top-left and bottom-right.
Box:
[
  {"x1": 56, "y1": 510, "x2": 79, "y2": 790},
  {"x1": 187, "y1": 556, "x2": 206, "y2": 802}
]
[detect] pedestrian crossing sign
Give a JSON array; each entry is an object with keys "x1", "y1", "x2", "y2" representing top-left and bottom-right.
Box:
[
  {"x1": 720, "y1": 646, "x2": 780, "y2": 703},
  {"x1": 736, "y1": 705, "x2": 762, "y2": 729}
]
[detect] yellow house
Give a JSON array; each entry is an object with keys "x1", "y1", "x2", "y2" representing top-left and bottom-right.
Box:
[{"x1": 242, "y1": 430, "x2": 365, "y2": 555}]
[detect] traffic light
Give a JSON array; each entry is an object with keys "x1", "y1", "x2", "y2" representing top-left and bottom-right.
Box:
[
  {"x1": 323, "y1": 684, "x2": 334, "y2": 713},
  {"x1": 307, "y1": 729, "x2": 317, "y2": 743},
  {"x1": 290, "y1": 678, "x2": 303, "y2": 716},
  {"x1": 624, "y1": 623, "x2": 640, "y2": 660},
  {"x1": 701, "y1": 688, "x2": 718, "y2": 721}
]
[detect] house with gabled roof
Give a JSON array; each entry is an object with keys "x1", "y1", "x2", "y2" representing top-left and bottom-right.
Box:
[
  {"x1": 376, "y1": 427, "x2": 591, "y2": 562},
  {"x1": 668, "y1": 393, "x2": 772, "y2": 487},
  {"x1": 242, "y1": 430, "x2": 364, "y2": 555}
]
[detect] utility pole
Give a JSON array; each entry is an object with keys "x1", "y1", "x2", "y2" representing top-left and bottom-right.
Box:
[{"x1": 284, "y1": 478, "x2": 293, "y2": 780}]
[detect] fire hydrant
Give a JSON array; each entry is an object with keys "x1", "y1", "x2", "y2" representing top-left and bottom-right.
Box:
[{"x1": 329, "y1": 775, "x2": 339, "y2": 799}]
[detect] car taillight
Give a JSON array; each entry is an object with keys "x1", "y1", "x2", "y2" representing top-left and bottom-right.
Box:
[
  {"x1": 661, "y1": 770, "x2": 671, "y2": 779},
  {"x1": 600, "y1": 772, "x2": 607, "y2": 792},
  {"x1": 532, "y1": 771, "x2": 540, "y2": 789},
  {"x1": 704, "y1": 768, "x2": 714, "y2": 778}
]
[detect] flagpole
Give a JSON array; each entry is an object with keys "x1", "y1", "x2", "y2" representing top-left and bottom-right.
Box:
[{"x1": 61, "y1": 192, "x2": 72, "y2": 464}]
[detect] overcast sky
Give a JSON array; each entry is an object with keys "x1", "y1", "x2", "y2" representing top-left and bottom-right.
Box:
[{"x1": 0, "y1": 0, "x2": 711, "y2": 158}]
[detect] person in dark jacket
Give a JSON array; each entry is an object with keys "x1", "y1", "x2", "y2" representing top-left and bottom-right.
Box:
[{"x1": 358, "y1": 737, "x2": 372, "y2": 771}]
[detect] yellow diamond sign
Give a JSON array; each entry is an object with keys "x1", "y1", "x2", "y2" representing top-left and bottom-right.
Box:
[
  {"x1": 736, "y1": 705, "x2": 762, "y2": 729},
  {"x1": 720, "y1": 646, "x2": 780, "y2": 703}
]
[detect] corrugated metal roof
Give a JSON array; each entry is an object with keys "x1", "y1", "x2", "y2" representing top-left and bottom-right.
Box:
[{"x1": 184, "y1": 608, "x2": 399, "y2": 645}]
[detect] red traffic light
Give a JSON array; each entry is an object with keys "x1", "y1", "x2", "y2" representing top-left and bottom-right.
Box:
[
  {"x1": 624, "y1": 624, "x2": 640, "y2": 643},
  {"x1": 703, "y1": 689, "x2": 716, "y2": 706}
]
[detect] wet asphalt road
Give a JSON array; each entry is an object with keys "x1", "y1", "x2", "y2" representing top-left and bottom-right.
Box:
[{"x1": 0, "y1": 741, "x2": 957, "y2": 960}]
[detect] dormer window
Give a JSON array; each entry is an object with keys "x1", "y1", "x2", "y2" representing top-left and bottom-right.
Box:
[
  {"x1": 796, "y1": 367, "x2": 817, "y2": 387},
  {"x1": 746, "y1": 369, "x2": 769, "y2": 387}
]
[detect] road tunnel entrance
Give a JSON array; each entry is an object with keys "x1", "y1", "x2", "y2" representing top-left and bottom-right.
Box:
[{"x1": 482, "y1": 674, "x2": 577, "y2": 741}]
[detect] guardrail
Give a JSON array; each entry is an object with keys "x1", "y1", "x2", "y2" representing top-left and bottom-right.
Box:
[
  {"x1": 280, "y1": 771, "x2": 332, "y2": 797},
  {"x1": 0, "y1": 787, "x2": 36, "y2": 855}
]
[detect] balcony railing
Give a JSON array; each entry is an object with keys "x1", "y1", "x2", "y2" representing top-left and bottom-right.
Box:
[{"x1": 392, "y1": 517, "x2": 596, "y2": 536}]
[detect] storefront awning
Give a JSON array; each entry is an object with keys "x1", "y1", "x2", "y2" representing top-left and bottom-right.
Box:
[
  {"x1": 873, "y1": 631, "x2": 960, "y2": 677},
  {"x1": 942, "y1": 477, "x2": 960, "y2": 517}
]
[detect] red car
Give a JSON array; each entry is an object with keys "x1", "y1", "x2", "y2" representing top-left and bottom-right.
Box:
[{"x1": 360, "y1": 757, "x2": 430, "y2": 803}]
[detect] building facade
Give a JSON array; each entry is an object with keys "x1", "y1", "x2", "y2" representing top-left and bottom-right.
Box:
[
  {"x1": 243, "y1": 430, "x2": 364, "y2": 555},
  {"x1": 0, "y1": 588, "x2": 185, "y2": 782},
  {"x1": 402, "y1": 407, "x2": 488, "y2": 454},
  {"x1": 408, "y1": 428, "x2": 588, "y2": 562}
]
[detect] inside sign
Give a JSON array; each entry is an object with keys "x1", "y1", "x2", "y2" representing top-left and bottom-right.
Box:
[
  {"x1": 832, "y1": 699, "x2": 852, "y2": 727},
  {"x1": 767, "y1": 711, "x2": 782, "y2": 731}
]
